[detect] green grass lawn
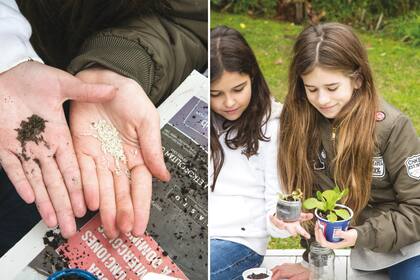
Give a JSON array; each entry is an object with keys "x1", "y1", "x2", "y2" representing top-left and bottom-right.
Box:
[
  {"x1": 211, "y1": 12, "x2": 420, "y2": 134},
  {"x1": 211, "y1": 12, "x2": 420, "y2": 249}
]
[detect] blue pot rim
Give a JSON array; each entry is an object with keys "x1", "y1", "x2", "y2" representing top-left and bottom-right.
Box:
[
  {"x1": 48, "y1": 269, "x2": 97, "y2": 280},
  {"x1": 314, "y1": 203, "x2": 353, "y2": 224}
]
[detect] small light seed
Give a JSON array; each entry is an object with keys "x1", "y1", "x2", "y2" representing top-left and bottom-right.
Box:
[{"x1": 90, "y1": 120, "x2": 127, "y2": 176}]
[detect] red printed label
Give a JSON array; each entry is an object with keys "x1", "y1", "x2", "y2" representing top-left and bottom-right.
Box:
[{"x1": 57, "y1": 215, "x2": 187, "y2": 280}]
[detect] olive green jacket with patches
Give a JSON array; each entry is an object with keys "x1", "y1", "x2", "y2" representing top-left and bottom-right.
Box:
[
  {"x1": 313, "y1": 99, "x2": 420, "y2": 253},
  {"x1": 19, "y1": 0, "x2": 207, "y2": 106}
]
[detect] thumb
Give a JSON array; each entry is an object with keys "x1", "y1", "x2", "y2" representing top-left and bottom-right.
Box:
[
  {"x1": 60, "y1": 75, "x2": 117, "y2": 102},
  {"x1": 270, "y1": 215, "x2": 286, "y2": 229},
  {"x1": 136, "y1": 122, "x2": 171, "y2": 182},
  {"x1": 334, "y1": 230, "x2": 346, "y2": 238},
  {"x1": 300, "y1": 212, "x2": 314, "y2": 221}
]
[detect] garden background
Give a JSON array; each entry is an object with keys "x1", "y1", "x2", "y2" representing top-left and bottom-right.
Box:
[{"x1": 211, "y1": 0, "x2": 420, "y2": 249}]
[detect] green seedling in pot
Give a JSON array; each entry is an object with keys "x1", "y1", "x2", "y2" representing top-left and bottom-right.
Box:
[
  {"x1": 276, "y1": 188, "x2": 303, "y2": 222},
  {"x1": 303, "y1": 186, "x2": 350, "y2": 222},
  {"x1": 279, "y1": 188, "x2": 303, "y2": 201}
]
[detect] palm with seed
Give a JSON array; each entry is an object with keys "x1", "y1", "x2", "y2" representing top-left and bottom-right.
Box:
[{"x1": 70, "y1": 68, "x2": 170, "y2": 238}]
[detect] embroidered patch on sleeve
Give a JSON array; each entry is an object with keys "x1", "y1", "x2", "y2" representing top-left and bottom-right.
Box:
[
  {"x1": 405, "y1": 154, "x2": 420, "y2": 180},
  {"x1": 372, "y1": 156, "x2": 385, "y2": 177}
]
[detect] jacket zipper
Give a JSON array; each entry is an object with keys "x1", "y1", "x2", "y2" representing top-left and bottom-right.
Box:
[
  {"x1": 331, "y1": 126, "x2": 337, "y2": 153},
  {"x1": 331, "y1": 127, "x2": 337, "y2": 141}
]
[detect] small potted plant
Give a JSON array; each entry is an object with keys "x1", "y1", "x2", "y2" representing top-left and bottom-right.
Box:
[
  {"x1": 276, "y1": 189, "x2": 303, "y2": 222},
  {"x1": 303, "y1": 186, "x2": 353, "y2": 243},
  {"x1": 242, "y1": 267, "x2": 272, "y2": 280}
]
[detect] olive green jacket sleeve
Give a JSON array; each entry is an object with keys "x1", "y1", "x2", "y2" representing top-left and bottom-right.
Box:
[
  {"x1": 354, "y1": 109, "x2": 420, "y2": 252},
  {"x1": 67, "y1": 0, "x2": 207, "y2": 106}
]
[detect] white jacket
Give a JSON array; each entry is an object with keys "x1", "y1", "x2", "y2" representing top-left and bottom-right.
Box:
[
  {"x1": 0, "y1": 0, "x2": 42, "y2": 73},
  {"x1": 209, "y1": 100, "x2": 290, "y2": 255}
]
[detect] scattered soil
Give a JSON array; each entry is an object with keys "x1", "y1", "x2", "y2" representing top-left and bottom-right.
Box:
[
  {"x1": 41, "y1": 230, "x2": 69, "y2": 273},
  {"x1": 247, "y1": 272, "x2": 269, "y2": 279},
  {"x1": 15, "y1": 114, "x2": 48, "y2": 160}
]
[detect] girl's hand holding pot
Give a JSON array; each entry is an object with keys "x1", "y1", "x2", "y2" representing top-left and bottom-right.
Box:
[
  {"x1": 270, "y1": 212, "x2": 313, "y2": 239},
  {"x1": 314, "y1": 222, "x2": 358, "y2": 249},
  {"x1": 271, "y1": 263, "x2": 310, "y2": 280}
]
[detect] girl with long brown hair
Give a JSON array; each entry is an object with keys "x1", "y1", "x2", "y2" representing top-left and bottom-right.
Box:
[
  {"x1": 272, "y1": 23, "x2": 420, "y2": 279},
  {"x1": 209, "y1": 25, "x2": 313, "y2": 280}
]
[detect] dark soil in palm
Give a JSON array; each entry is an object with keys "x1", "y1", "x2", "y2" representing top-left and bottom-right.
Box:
[
  {"x1": 15, "y1": 114, "x2": 47, "y2": 160},
  {"x1": 247, "y1": 273, "x2": 269, "y2": 279}
]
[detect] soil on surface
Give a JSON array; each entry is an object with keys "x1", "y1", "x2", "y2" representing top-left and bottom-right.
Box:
[{"x1": 41, "y1": 230, "x2": 69, "y2": 273}]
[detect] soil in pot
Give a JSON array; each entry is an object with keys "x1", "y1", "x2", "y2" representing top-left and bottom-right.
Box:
[
  {"x1": 318, "y1": 209, "x2": 349, "y2": 221},
  {"x1": 282, "y1": 195, "x2": 297, "y2": 202},
  {"x1": 57, "y1": 276, "x2": 85, "y2": 280},
  {"x1": 247, "y1": 273, "x2": 270, "y2": 279}
]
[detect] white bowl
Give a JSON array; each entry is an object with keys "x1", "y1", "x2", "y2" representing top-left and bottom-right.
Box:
[{"x1": 242, "y1": 267, "x2": 272, "y2": 280}]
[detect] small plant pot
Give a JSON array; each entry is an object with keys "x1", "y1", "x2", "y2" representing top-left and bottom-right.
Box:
[
  {"x1": 48, "y1": 269, "x2": 98, "y2": 280},
  {"x1": 242, "y1": 267, "x2": 272, "y2": 280},
  {"x1": 315, "y1": 204, "x2": 353, "y2": 243},
  {"x1": 276, "y1": 199, "x2": 301, "y2": 222}
]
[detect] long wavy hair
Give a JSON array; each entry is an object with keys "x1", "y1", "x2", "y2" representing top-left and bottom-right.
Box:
[
  {"x1": 211, "y1": 26, "x2": 272, "y2": 191},
  {"x1": 278, "y1": 23, "x2": 379, "y2": 223}
]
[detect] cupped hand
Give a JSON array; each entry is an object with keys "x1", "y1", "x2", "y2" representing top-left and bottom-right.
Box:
[
  {"x1": 0, "y1": 61, "x2": 116, "y2": 237},
  {"x1": 271, "y1": 263, "x2": 310, "y2": 280},
  {"x1": 270, "y1": 212, "x2": 313, "y2": 239},
  {"x1": 314, "y1": 222, "x2": 358, "y2": 249},
  {"x1": 70, "y1": 68, "x2": 170, "y2": 238}
]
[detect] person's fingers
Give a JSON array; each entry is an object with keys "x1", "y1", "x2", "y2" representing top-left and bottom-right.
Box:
[
  {"x1": 55, "y1": 142, "x2": 86, "y2": 218},
  {"x1": 136, "y1": 119, "x2": 170, "y2": 182},
  {"x1": 334, "y1": 230, "x2": 346, "y2": 238},
  {"x1": 290, "y1": 271, "x2": 310, "y2": 280},
  {"x1": 131, "y1": 164, "x2": 152, "y2": 236},
  {"x1": 314, "y1": 223, "x2": 343, "y2": 249},
  {"x1": 78, "y1": 153, "x2": 99, "y2": 211},
  {"x1": 285, "y1": 224, "x2": 298, "y2": 236},
  {"x1": 60, "y1": 75, "x2": 116, "y2": 103},
  {"x1": 21, "y1": 159, "x2": 57, "y2": 228},
  {"x1": 296, "y1": 224, "x2": 311, "y2": 239},
  {"x1": 270, "y1": 264, "x2": 304, "y2": 279},
  {"x1": 0, "y1": 150, "x2": 34, "y2": 203},
  {"x1": 270, "y1": 215, "x2": 286, "y2": 229},
  {"x1": 271, "y1": 265, "x2": 281, "y2": 273},
  {"x1": 333, "y1": 230, "x2": 356, "y2": 248},
  {"x1": 271, "y1": 265, "x2": 286, "y2": 277},
  {"x1": 299, "y1": 212, "x2": 314, "y2": 221},
  {"x1": 38, "y1": 156, "x2": 77, "y2": 238},
  {"x1": 314, "y1": 222, "x2": 325, "y2": 244},
  {"x1": 114, "y1": 166, "x2": 134, "y2": 234},
  {"x1": 271, "y1": 269, "x2": 282, "y2": 280},
  {"x1": 96, "y1": 157, "x2": 118, "y2": 239}
]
